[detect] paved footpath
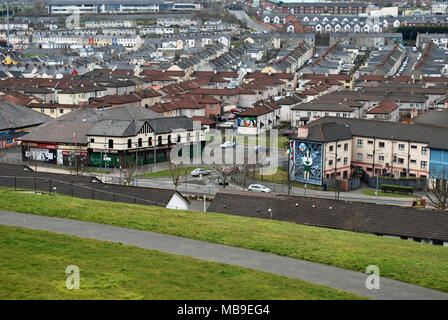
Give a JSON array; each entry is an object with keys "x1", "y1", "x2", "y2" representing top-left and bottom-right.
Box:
[{"x1": 1, "y1": 210, "x2": 447, "y2": 300}]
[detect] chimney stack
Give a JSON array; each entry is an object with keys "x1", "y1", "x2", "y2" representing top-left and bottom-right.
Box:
[{"x1": 297, "y1": 126, "x2": 309, "y2": 138}]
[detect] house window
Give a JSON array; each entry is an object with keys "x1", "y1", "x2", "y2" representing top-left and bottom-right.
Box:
[
  {"x1": 411, "y1": 145, "x2": 417, "y2": 149},
  {"x1": 393, "y1": 155, "x2": 397, "y2": 162},
  {"x1": 60, "y1": 109, "x2": 64, "y2": 114},
  {"x1": 357, "y1": 153, "x2": 363, "y2": 161},
  {"x1": 422, "y1": 146, "x2": 428, "y2": 155},
  {"x1": 168, "y1": 135, "x2": 172, "y2": 144},
  {"x1": 177, "y1": 135, "x2": 181, "y2": 143},
  {"x1": 367, "y1": 140, "x2": 373, "y2": 144},
  {"x1": 108, "y1": 139, "x2": 114, "y2": 149},
  {"x1": 343, "y1": 157, "x2": 348, "y2": 165},
  {"x1": 90, "y1": 138, "x2": 94, "y2": 143},
  {"x1": 148, "y1": 137, "x2": 152, "y2": 146},
  {"x1": 158, "y1": 136, "x2": 162, "y2": 145},
  {"x1": 344, "y1": 143, "x2": 348, "y2": 151},
  {"x1": 128, "y1": 139, "x2": 132, "y2": 148},
  {"x1": 329, "y1": 145, "x2": 334, "y2": 152},
  {"x1": 410, "y1": 159, "x2": 416, "y2": 163},
  {"x1": 50, "y1": 109, "x2": 54, "y2": 114},
  {"x1": 398, "y1": 144, "x2": 405, "y2": 150},
  {"x1": 421, "y1": 161, "x2": 427, "y2": 169},
  {"x1": 379, "y1": 155, "x2": 384, "y2": 161},
  {"x1": 357, "y1": 139, "x2": 363, "y2": 147},
  {"x1": 398, "y1": 158, "x2": 404, "y2": 164},
  {"x1": 138, "y1": 138, "x2": 142, "y2": 147},
  {"x1": 329, "y1": 160, "x2": 333, "y2": 166},
  {"x1": 187, "y1": 133, "x2": 190, "y2": 141},
  {"x1": 379, "y1": 142, "x2": 385, "y2": 148}
]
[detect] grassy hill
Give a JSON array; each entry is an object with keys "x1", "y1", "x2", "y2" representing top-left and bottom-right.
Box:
[
  {"x1": 0, "y1": 225, "x2": 363, "y2": 299},
  {"x1": 0, "y1": 189, "x2": 447, "y2": 293}
]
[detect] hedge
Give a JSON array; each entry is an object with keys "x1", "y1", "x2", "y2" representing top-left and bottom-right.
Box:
[{"x1": 381, "y1": 184, "x2": 414, "y2": 194}]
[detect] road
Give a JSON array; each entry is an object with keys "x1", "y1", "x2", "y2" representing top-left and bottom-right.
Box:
[
  {"x1": 229, "y1": 10, "x2": 270, "y2": 33},
  {"x1": 132, "y1": 175, "x2": 418, "y2": 207},
  {"x1": 1, "y1": 210, "x2": 447, "y2": 300},
  {"x1": 401, "y1": 47, "x2": 419, "y2": 76}
]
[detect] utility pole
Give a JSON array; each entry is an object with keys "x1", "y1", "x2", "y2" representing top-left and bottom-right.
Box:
[{"x1": 6, "y1": 0, "x2": 10, "y2": 48}]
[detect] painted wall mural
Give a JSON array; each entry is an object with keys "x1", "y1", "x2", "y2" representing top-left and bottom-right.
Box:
[{"x1": 290, "y1": 140, "x2": 323, "y2": 185}]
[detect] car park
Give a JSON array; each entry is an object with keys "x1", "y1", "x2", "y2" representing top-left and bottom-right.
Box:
[
  {"x1": 191, "y1": 168, "x2": 211, "y2": 177},
  {"x1": 248, "y1": 184, "x2": 271, "y2": 193}
]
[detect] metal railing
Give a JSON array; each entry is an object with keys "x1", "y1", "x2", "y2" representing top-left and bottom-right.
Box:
[{"x1": 0, "y1": 175, "x2": 168, "y2": 207}]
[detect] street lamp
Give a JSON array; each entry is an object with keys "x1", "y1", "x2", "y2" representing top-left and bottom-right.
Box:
[{"x1": 268, "y1": 208, "x2": 272, "y2": 220}]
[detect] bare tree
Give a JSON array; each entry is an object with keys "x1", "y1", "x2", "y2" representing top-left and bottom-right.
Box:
[
  {"x1": 122, "y1": 155, "x2": 136, "y2": 186},
  {"x1": 334, "y1": 179, "x2": 343, "y2": 201},
  {"x1": 169, "y1": 162, "x2": 187, "y2": 191},
  {"x1": 425, "y1": 170, "x2": 448, "y2": 211},
  {"x1": 207, "y1": 163, "x2": 238, "y2": 189},
  {"x1": 236, "y1": 163, "x2": 256, "y2": 190}
]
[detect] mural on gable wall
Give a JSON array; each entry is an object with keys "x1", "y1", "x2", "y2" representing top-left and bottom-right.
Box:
[{"x1": 290, "y1": 140, "x2": 323, "y2": 185}]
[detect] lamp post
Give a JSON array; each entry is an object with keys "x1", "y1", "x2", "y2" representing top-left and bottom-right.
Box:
[
  {"x1": 268, "y1": 208, "x2": 272, "y2": 220},
  {"x1": 375, "y1": 174, "x2": 379, "y2": 202}
]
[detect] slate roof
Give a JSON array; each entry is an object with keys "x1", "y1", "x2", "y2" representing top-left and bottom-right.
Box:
[
  {"x1": 0, "y1": 101, "x2": 51, "y2": 131},
  {"x1": 310, "y1": 116, "x2": 448, "y2": 150},
  {"x1": 297, "y1": 122, "x2": 353, "y2": 143},
  {"x1": 291, "y1": 103, "x2": 354, "y2": 112},
  {"x1": 208, "y1": 189, "x2": 448, "y2": 242},
  {"x1": 413, "y1": 110, "x2": 448, "y2": 127}
]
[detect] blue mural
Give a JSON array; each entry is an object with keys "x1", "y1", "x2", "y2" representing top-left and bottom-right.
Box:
[
  {"x1": 430, "y1": 149, "x2": 448, "y2": 179},
  {"x1": 290, "y1": 140, "x2": 323, "y2": 185}
]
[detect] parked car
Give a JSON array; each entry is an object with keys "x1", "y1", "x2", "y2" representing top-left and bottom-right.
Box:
[
  {"x1": 216, "y1": 178, "x2": 229, "y2": 185},
  {"x1": 248, "y1": 184, "x2": 271, "y2": 193},
  {"x1": 222, "y1": 165, "x2": 239, "y2": 174},
  {"x1": 230, "y1": 108, "x2": 244, "y2": 114},
  {"x1": 280, "y1": 129, "x2": 295, "y2": 137},
  {"x1": 228, "y1": 113, "x2": 237, "y2": 120},
  {"x1": 220, "y1": 141, "x2": 236, "y2": 148},
  {"x1": 254, "y1": 145, "x2": 269, "y2": 153},
  {"x1": 218, "y1": 121, "x2": 235, "y2": 128},
  {"x1": 191, "y1": 168, "x2": 211, "y2": 177}
]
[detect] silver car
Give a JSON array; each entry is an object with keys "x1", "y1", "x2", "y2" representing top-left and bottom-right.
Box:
[
  {"x1": 248, "y1": 184, "x2": 271, "y2": 193},
  {"x1": 191, "y1": 168, "x2": 211, "y2": 177}
]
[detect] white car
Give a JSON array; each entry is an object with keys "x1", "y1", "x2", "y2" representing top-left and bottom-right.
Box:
[
  {"x1": 191, "y1": 168, "x2": 211, "y2": 177},
  {"x1": 248, "y1": 184, "x2": 271, "y2": 193},
  {"x1": 220, "y1": 141, "x2": 236, "y2": 148}
]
